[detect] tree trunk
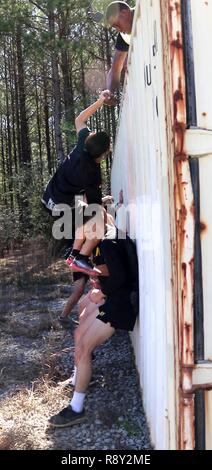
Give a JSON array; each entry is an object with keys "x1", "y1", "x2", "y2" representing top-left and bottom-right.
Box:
[
  {"x1": 16, "y1": 25, "x2": 32, "y2": 231},
  {"x1": 61, "y1": 49, "x2": 75, "y2": 152},
  {"x1": 43, "y1": 63, "x2": 52, "y2": 175},
  {"x1": 48, "y1": 9, "x2": 64, "y2": 164},
  {"x1": 80, "y1": 50, "x2": 87, "y2": 108},
  {"x1": 0, "y1": 117, "x2": 7, "y2": 206},
  {"x1": 12, "y1": 38, "x2": 21, "y2": 169},
  {"x1": 4, "y1": 39, "x2": 13, "y2": 210},
  {"x1": 9, "y1": 41, "x2": 18, "y2": 174},
  {"x1": 16, "y1": 25, "x2": 31, "y2": 166},
  {"x1": 34, "y1": 69, "x2": 43, "y2": 179}
]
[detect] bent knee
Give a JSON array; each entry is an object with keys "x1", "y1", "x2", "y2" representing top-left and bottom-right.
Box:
[{"x1": 75, "y1": 340, "x2": 93, "y2": 363}]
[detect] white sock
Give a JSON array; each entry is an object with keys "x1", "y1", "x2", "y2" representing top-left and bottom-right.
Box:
[
  {"x1": 69, "y1": 366, "x2": 77, "y2": 385},
  {"x1": 70, "y1": 391, "x2": 86, "y2": 413}
]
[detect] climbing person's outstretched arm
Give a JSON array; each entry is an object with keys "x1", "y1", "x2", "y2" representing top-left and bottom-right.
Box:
[
  {"x1": 106, "y1": 49, "x2": 128, "y2": 94},
  {"x1": 75, "y1": 90, "x2": 111, "y2": 133}
]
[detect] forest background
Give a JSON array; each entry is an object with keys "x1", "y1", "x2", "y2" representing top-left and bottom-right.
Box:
[{"x1": 0, "y1": 0, "x2": 133, "y2": 254}]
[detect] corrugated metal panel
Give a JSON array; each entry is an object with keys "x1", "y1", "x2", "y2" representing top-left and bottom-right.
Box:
[
  {"x1": 190, "y1": 0, "x2": 212, "y2": 130},
  {"x1": 199, "y1": 157, "x2": 212, "y2": 361},
  {"x1": 112, "y1": 0, "x2": 212, "y2": 449},
  {"x1": 163, "y1": 0, "x2": 195, "y2": 449},
  {"x1": 112, "y1": 0, "x2": 177, "y2": 449},
  {"x1": 184, "y1": 0, "x2": 212, "y2": 449}
]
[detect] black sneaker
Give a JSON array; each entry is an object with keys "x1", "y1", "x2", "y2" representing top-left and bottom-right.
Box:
[
  {"x1": 66, "y1": 257, "x2": 101, "y2": 276},
  {"x1": 48, "y1": 406, "x2": 86, "y2": 428}
]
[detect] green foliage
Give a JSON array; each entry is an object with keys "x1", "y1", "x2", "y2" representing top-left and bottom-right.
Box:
[{"x1": 0, "y1": 0, "x2": 118, "y2": 250}]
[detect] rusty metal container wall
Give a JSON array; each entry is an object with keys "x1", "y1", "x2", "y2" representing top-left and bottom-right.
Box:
[
  {"x1": 189, "y1": 0, "x2": 212, "y2": 363},
  {"x1": 112, "y1": 0, "x2": 212, "y2": 450},
  {"x1": 111, "y1": 0, "x2": 177, "y2": 449},
  {"x1": 184, "y1": 0, "x2": 212, "y2": 449},
  {"x1": 165, "y1": 0, "x2": 196, "y2": 449}
]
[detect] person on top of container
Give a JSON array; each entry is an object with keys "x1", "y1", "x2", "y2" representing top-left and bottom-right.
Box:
[{"x1": 91, "y1": 1, "x2": 135, "y2": 105}]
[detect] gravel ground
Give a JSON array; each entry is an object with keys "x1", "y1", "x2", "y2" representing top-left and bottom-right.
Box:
[
  {"x1": 49, "y1": 325, "x2": 152, "y2": 450},
  {"x1": 0, "y1": 275, "x2": 152, "y2": 450}
]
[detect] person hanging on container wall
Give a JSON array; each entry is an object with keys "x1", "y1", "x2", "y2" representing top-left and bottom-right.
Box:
[
  {"x1": 48, "y1": 217, "x2": 139, "y2": 428},
  {"x1": 41, "y1": 90, "x2": 112, "y2": 277}
]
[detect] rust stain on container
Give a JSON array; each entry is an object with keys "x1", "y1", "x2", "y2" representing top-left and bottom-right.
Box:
[
  {"x1": 190, "y1": 203, "x2": 195, "y2": 217},
  {"x1": 180, "y1": 395, "x2": 195, "y2": 449},
  {"x1": 171, "y1": 38, "x2": 182, "y2": 49},
  {"x1": 166, "y1": 0, "x2": 195, "y2": 449},
  {"x1": 200, "y1": 221, "x2": 207, "y2": 232},
  {"x1": 189, "y1": 258, "x2": 194, "y2": 282},
  {"x1": 182, "y1": 262, "x2": 187, "y2": 275},
  {"x1": 174, "y1": 2, "x2": 180, "y2": 16}
]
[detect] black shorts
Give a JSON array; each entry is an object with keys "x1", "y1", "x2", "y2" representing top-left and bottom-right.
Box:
[
  {"x1": 41, "y1": 197, "x2": 96, "y2": 227},
  {"x1": 96, "y1": 291, "x2": 137, "y2": 331}
]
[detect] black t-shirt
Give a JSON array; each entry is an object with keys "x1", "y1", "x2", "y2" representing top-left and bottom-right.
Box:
[
  {"x1": 115, "y1": 33, "x2": 129, "y2": 52},
  {"x1": 44, "y1": 128, "x2": 102, "y2": 206},
  {"x1": 98, "y1": 238, "x2": 130, "y2": 296},
  {"x1": 99, "y1": 236, "x2": 139, "y2": 319}
]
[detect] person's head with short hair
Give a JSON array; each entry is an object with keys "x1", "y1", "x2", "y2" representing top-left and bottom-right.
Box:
[
  {"x1": 106, "y1": 1, "x2": 133, "y2": 34},
  {"x1": 85, "y1": 132, "x2": 110, "y2": 162}
]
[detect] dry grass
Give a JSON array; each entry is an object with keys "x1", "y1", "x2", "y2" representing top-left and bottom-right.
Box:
[
  {"x1": 0, "y1": 378, "x2": 69, "y2": 450},
  {"x1": 0, "y1": 235, "x2": 71, "y2": 290},
  {"x1": 0, "y1": 237, "x2": 75, "y2": 449}
]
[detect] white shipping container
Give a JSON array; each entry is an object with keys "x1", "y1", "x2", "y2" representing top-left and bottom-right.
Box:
[{"x1": 111, "y1": 0, "x2": 212, "y2": 449}]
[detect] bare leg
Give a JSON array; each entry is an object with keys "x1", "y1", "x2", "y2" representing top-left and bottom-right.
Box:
[
  {"x1": 72, "y1": 226, "x2": 85, "y2": 251},
  {"x1": 58, "y1": 299, "x2": 98, "y2": 388},
  {"x1": 66, "y1": 209, "x2": 106, "y2": 277},
  {"x1": 79, "y1": 238, "x2": 100, "y2": 256},
  {"x1": 79, "y1": 208, "x2": 105, "y2": 256},
  {"x1": 75, "y1": 302, "x2": 99, "y2": 345},
  {"x1": 75, "y1": 317, "x2": 115, "y2": 393},
  {"x1": 61, "y1": 277, "x2": 86, "y2": 318},
  {"x1": 78, "y1": 292, "x2": 92, "y2": 312}
]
